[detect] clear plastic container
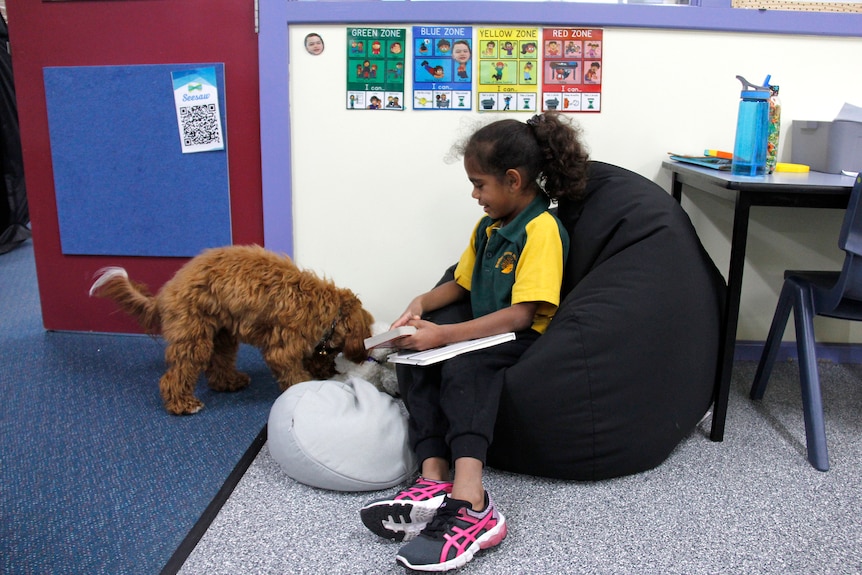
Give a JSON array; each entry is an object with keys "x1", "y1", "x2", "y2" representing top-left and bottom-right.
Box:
[{"x1": 766, "y1": 85, "x2": 781, "y2": 174}]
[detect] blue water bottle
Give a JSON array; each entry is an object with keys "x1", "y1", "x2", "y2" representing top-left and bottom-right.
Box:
[{"x1": 731, "y1": 75, "x2": 770, "y2": 177}]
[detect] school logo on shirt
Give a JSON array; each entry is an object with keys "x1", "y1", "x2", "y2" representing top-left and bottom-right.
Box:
[{"x1": 496, "y1": 252, "x2": 516, "y2": 274}]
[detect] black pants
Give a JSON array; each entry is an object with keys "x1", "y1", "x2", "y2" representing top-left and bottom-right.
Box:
[{"x1": 396, "y1": 302, "x2": 540, "y2": 467}]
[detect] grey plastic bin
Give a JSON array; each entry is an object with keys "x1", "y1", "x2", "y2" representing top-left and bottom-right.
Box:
[{"x1": 791, "y1": 120, "x2": 862, "y2": 174}]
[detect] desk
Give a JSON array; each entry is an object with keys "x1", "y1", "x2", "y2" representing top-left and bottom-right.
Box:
[{"x1": 662, "y1": 160, "x2": 856, "y2": 442}]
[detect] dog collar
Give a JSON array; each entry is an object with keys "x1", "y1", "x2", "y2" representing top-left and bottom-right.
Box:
[{"x1": 314, "y1": 313, "x2": 341, "y2": 357}]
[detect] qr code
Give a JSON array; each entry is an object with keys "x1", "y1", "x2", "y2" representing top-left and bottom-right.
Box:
[{"x1": 179, "y1": 104, "x2": 221, "y2": 147}]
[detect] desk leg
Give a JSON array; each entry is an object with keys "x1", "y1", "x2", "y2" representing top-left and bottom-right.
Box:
[
  {"x1": 711, "y1": 192, "x2": 750, "y2": 442},
  {"x1": 671, "y1": 173, "x2": 683, "y2": 203}
]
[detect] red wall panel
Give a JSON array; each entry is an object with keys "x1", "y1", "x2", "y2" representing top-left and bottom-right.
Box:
[{"x1": 6, "y1": 0, "x2": 263, "y2": 332}]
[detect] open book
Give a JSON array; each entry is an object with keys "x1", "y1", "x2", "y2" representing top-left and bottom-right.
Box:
[
  {"x1": 364, "y1": 326, "x2": 418, "y2": 350},
  {"x1": 387, "y1": 332, "x2": 516, "y2": 366}
]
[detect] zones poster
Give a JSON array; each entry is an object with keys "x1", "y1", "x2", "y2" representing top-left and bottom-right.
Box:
[
  {"x1": 412, "y1": 25, "x2": 473, "y2": 111},
  {"x1": 346, "y1": 27, "x2": 407, "y2": 110},
  {"x1": 541, "y1": 28, "x2": 603, "y2": 113},
  {"x1": 476, "y1": 27, "x2": 539, "y2": 113}
]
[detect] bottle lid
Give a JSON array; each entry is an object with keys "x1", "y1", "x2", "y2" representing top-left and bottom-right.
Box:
[{"x1": 736, "y1": 74, "x2": 771, "y2": 99}]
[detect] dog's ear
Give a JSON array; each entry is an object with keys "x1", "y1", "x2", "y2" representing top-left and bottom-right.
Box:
[{"x1": 337, "y1": 292, "x2": 374, "y2": 364}]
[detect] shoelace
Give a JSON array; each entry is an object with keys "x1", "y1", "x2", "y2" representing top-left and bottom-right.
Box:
[
  {"x1": 422, "y1": 500, "x2": 466, "y2": 538},
  {"x1": 397, "y1": 479, "x2": 451, "y2": 502}
]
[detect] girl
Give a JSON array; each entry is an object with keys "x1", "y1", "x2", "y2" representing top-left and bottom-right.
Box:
[{"x1": 360, "y1": 113, "x2": 590, "y2": 571}]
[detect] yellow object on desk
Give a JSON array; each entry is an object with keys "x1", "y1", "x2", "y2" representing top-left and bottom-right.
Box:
[
  {"x1": 704, "y1": 149, "x2": 733, "y2": 159},
  {"x1": 775, "y1": 162, "x2": 810, "y2": 173}
]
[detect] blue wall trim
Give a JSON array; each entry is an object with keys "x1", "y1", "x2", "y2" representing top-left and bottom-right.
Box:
[{"x1": 278, "y1": 1, "x2": 862, "y2": 38}]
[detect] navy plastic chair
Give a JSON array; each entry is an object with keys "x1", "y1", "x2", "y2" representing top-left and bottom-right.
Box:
[{"x1": 750, "y1": 173, "x2": 862, "y2": 471}]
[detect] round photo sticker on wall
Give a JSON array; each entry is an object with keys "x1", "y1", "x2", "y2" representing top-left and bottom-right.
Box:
[{"x1": 305, "y1": 33, "x2": 324, "y2": 56}]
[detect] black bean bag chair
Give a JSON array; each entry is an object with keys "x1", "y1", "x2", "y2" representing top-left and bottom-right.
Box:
[{"x1": 417, "y1": 161, "x2": 724, "y2": 481}]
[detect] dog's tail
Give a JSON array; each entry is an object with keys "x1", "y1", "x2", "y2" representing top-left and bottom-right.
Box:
[{"x1": 89, "y1": 267, "x2": 161, "y2": 331}]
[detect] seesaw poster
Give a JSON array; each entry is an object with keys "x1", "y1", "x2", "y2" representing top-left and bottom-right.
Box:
[
  {"x1": 346, "y1": 27, "x2": 407, "y2": 110},
  {"x1": 541, "y1": 27, "x2": 603, "y2": 113},
  {"x1": 476, "y1": 27, "x2": 539, "y2": 113},
  {"x1": 412, "y1": 25, "x2": 473, "y2": 111}
]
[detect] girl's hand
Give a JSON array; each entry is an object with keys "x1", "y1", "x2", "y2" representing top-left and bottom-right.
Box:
[
  {"x1": 391, "y1": 281, "x2": 467, "y2": 330},
  {"x1": 391, "y1": 310, "x2": 420, "y2": 329},
  {"x1": 398, "y1": 319, "x2": 448, "y2": 351},
  {"x1": 390, "y1": 296, "x2": 424, "y2": 329}
]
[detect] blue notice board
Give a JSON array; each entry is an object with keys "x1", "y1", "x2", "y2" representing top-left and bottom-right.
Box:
[{"x1": 44, "y1": 64, "x2": 231, "y2": 257}]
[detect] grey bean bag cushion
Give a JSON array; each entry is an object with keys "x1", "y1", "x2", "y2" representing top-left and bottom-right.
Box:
[
  {"x1": 268, "y1": 377, "x2": 417, "y2": 491},
  {"x1": 415, "y1": 162, "x2": 724, "y2": 481}
]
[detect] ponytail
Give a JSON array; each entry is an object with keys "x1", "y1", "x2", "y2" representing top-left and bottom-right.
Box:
[{"x1": 525, "y1": 112, "x2": 589, "y2": 200}]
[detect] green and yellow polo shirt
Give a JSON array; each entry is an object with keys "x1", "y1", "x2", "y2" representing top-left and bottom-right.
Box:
[{"x1": 454, "y1": 194, "x2": 569, "y2": 334}]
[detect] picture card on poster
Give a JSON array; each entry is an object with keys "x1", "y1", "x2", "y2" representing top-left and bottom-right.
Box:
[
  {"x1": 541, "y1": 28, "x2": 603, "y2": 113},
  {"x1": 412, "y1": 25, "x2": 473, "y2": 111},
  {"x1": 346, "y1": 27, "x2": 407, "y2": 110},
  {"x1": 476, "y1": 27, "x2": 539, "y2": 113}
]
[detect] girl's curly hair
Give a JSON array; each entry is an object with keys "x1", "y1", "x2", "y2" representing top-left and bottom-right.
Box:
[{"x1": 457, "y1": 112, "x2": 590, "y2": 201}]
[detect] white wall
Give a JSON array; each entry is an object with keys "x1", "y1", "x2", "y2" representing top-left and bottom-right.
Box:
[{"x1": 289, "y1": 24, "x2": 862, "y2": 342}]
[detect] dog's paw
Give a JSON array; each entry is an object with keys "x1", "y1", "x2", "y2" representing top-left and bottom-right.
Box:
[{"x1": 165, "y1": 397, "x2": 205, "y2": 415}]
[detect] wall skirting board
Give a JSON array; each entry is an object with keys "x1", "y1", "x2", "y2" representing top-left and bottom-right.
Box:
[{"x1": 735, "y1": 342, "x2": 862, "y2": 364}]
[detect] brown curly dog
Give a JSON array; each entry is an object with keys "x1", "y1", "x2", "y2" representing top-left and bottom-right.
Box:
[{"x1": 89, "y1": 245, "x2": 374, "y2": 415}]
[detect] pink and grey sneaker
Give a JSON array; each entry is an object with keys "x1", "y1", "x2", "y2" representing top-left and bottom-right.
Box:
[
  {"x1": 395, "y1": 492, "x2": 507, "y2": 572},
  {"x1": 360, "y1": 477, "x2": 453, "y2": 542}
]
